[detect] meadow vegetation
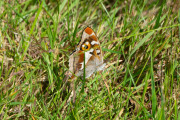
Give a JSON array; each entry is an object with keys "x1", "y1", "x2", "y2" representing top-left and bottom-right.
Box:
[{"x1": 0, "y1": 0, "x2": 179, "y2": 119}]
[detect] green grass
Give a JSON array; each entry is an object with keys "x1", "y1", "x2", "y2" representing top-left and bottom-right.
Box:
[{"x1": 0, "y1": 0, "x2": 180, "y2": 119}]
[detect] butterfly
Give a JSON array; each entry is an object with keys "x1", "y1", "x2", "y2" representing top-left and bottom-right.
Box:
[{"x1": 68, "y1": 27, "x2": 106, "y2": 79}]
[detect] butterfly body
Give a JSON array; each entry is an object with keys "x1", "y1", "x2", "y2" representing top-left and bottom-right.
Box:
[{"x1": 69, "y1": 27, "x2": 105, "y2": 78}]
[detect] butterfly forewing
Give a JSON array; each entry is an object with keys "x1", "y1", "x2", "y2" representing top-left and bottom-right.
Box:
[{"x1": 69, "y1": 27, "x2": 105, "y2": 78}]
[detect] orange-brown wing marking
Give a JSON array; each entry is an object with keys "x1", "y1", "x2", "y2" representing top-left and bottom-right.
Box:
[
  {"x1": 90, "y1": 35, "x2": 98, "y2": 41},
  {"x1": 76, "y1": 50, "x2": 84, "y2": 70},
  {"x1": 93, "y1": 48, "x2": 101, "y2": 60},
  {"x1": 85, "y1": 27, "x2": 93, "y2": 35}
]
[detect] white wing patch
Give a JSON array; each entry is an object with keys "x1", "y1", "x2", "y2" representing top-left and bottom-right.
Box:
[
  {"x1": 91, "y1": 41, "x2": 99, "y2": 45},
  {"x1": 90, "y1": 32, "x2": 95, "y2": 36},
  {"x1": 82, "y1": 31, "x2": 96, "y2": 41},
  {"x1": 96, "y1": 49, "x2": 101, "y2": 54},
  {"x1": 85, "y1": 41, "x2": 89, "y2": 45},
  {"x1": 80, "y1": 48, "x2": 94, "y2": 70}
]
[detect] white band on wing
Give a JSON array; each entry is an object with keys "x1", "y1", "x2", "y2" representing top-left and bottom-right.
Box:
[
  {"x1": 80, "y1": 48, "x2": 94, "y2": 70},
  {"x1": 91, "y1": 41, "x2": 99, "y2": 45}
]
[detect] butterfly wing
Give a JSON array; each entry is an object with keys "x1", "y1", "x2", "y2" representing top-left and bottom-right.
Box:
[
  {"x1": 69, "y1": 50, "x2": 83, "y2": 78},
  {"x1": 69, "y1": 27, "x2": 105, "y2": 78}
]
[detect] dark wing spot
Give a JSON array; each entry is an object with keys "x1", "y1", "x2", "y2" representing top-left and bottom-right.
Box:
[
  {"x1": 96, "y1": 48, "x2": 101, "y2": 55},
  {"x1": 89, "y1": 51, "x2": 94, "y2": 55}
]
